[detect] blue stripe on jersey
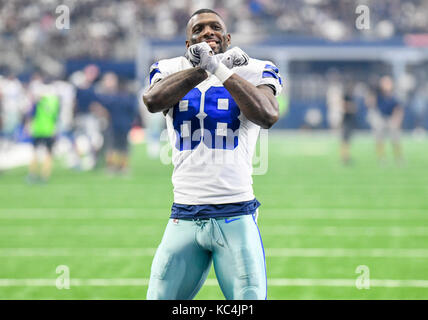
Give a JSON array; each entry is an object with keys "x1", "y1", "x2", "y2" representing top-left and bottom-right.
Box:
[
  {"x1": 149, "y1": 68, "x2": 160, "y2": 84},
  {"x1": 263, "y1": 64, "x2": 283, "y2": 85},
  {"x1": 262, "y1": 71, "x2": 283, "y2": 86},
  {"x1": 264, "y1": 64, "x2": 279, "y2": 73},
  {"x1": 262, "y1": 70, "x2": 278, "y2": 79},
  {"x1": 171, "y1": 198, "x2": 261, "y2": 219}
]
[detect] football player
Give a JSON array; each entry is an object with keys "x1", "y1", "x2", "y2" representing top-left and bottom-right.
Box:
[{"x1": 143, "y1": 8, "x2": 283, "y2": 300}]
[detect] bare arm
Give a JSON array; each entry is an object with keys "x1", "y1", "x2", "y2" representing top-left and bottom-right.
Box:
[
  {"x1": 143, "y1": 67, "x2": 207, "y2": 113},
  {"x1": 223, "y1": 74, "x2": 279, "y2": 129}
]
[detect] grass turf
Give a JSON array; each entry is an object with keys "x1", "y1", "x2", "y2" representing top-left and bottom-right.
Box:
[{"x1": 0, "y1": 132, "x2": 427, "y2": 299}]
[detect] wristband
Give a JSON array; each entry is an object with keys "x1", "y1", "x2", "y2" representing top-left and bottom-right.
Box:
[{"x1": 214, "y1": 63, "x2": 234, "y2": 83}]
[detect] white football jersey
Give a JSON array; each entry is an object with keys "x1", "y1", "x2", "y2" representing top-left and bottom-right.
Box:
[{"x1": 149, "y1": 55, "x2": 283, "y2": 205}]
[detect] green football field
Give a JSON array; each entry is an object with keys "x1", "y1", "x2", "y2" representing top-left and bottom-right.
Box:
[{"x1": 0, "y1": 132, "x2": 427, "y2": 299}]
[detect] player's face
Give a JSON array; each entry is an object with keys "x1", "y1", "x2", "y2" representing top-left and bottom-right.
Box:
[
  {"x1": 380, "y1": 76, "x2": 393, "y2": 94},
  {"x1": 186, "y1": 13, "x2": 231, "y2": 54}
]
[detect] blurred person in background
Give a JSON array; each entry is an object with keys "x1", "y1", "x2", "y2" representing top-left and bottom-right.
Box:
[
  {"x1": 70, "y1": 64, "x2": 100, "y2": 170},
  {"x1": 54, "y1": 76, "x2": 76, "y2": 141},
  {"x1": 26, "y1": 76, "x2": 60, "y2": 183},
  {"x1": 49, "y1": 76, "x2": 77, "y2": 167},
  {"x1": 95, "y1": 72, "x2": 138, "y2": 174},
  {"x1": 139, "y1": 75, "x2": 165, "y2": 159},
  {"x1": 326, "y1": 69, "x2": 343, "y2": 130},
  {"x1": 410, "y1": 82, "x2": 428, "y2": 136},
  {"x1": 340, "y1": 87, "x2": 357, "y2": 165},
  {"x1": 0, "y1": 71, "x2": 28, "y2": 151},
  {"x1": 366, "y1": 76, "x2": 404, "y2": 165}
]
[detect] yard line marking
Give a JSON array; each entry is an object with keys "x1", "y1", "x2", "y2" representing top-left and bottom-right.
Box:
[
  {"x1": 1, "y1": 248, "x2": 428, "y2": 258},
  {"x1": 267, "y1": 248, "x2": 428, "y2": 258},
  {"x1": 0, "y1": 208, "x2": 427, "y2": 220},
  {"x1": 0, "y1": 278, "x2": 148, "y2": 287},
  {"x1": 0, "y1": 209, "x2": 167, "y2": 220},
  {"x1": 0, "y1": 248, "x2": 157, "y2": 257},
  {"x1": 1, "y1": 226, "x2": 428, "y2": 237},
  {"x1": 0, "y1": 226, "x2": 163, "y2": 236},
  {"x1": 260, "y1": 226, "x2": 428, "y2": 237},
  {"x1": 262, "y1": 210, "x2": 428, "y2": 220},
  {"x1": 0, "y1": 278, "x2": 428, "y2": 288},
  {"x1": 266, "y1": 278, "x2": 428, "y2": 288},
  {"x1": 0, "y1": 210, "x2": 167, "y2": 220},
  {"x1": 2, "y1": 183, "x2": 427, "y2": 188}
]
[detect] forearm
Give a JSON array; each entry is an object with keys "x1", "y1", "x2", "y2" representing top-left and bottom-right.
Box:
[
  {"x1": 223, "y1": 74, "x2": 279, "y2": 129},
  {"x1": 143, "y1": 67, "x2": 207, "y2": 113}
]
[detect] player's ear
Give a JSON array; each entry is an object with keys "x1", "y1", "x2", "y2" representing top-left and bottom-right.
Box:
[
  {"x1": 226, "y1": 33, "x2": 231, "y2": 47},
  {"x1": 185, "y1": 40, "x2": 190, "y2": 49}
]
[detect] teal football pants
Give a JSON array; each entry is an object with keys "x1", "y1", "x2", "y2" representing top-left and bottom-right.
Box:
[{"x1": 146, "y1": 213, "x2": 266, "y2": 300}]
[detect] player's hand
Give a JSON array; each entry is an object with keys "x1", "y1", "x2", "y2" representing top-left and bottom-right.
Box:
[
  {"x1": 185, "y1": 42, "x2": 214, "y2": 67},
  {"x1": 199, "y1": 45, "x2": 222, "y2": 74},
  {"x1": 220, "y1": 47, "x2": 250, "y2": 69},
  {"x1": 186, "y1": 42, "x2": 221, "y2": 74}
]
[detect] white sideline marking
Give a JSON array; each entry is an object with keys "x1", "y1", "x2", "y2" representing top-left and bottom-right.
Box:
[
  {"x1": 267, "y1": 248, "x2": 428, "y2": 258},
  {"x1": 267, "y1": 279, "x2": 428, "y2": 288},
  {"x1": 262, "y1": 210, "x2": 428, "y2": 220},
  {"x1": 0, "y1": 279, "x2": 149, "y2": 287},
  {"x1": 0, "y1": 226, "x2": 163, "y2": 236},
  {"x1": 1, "y1": 225, "x2": 427, "y2": 237},
  {"x1": 0, "y1": 248, "x2": 157, "y2": 257},
  {"x1": 1, "y1": 248, "x2": 428, "y2": 258},
  {"x1": 0, "y1": 210, "x2": 167, "y2": 220},
  {"x1": 261, "y1": 226, "x2": 428, "y2": 237},
  {"x1": 0, "y1": 144, "x2": 33, "y2": 169},
  {"x1": 0, "y1": 208, "x2": 427, "y2": 220},
  {"x1": 0, "y1": 278, "x2": 428, "y2": 288}
]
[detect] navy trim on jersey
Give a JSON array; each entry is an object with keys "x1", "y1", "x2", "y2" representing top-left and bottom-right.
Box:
[
  {"x1": 264, "y1": 64, "x2": 279, "y2": 73},
  {"x1": 171, "y1": 198, "x2": 261, "y2": 219},
  {"x1": 262, "y1": 70, "x2": 278, "y2": 80},
  {"x1": 149, "y1": 68, "x2": 160, "y2": 84}
]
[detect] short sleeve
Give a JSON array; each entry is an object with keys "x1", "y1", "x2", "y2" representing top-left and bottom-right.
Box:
[
  {"x1": 259, "y1": 62, "x2": 283, "y2": 97},
  {"x1": 149, "y1": 62, "x2": 163, "y2": 85}
]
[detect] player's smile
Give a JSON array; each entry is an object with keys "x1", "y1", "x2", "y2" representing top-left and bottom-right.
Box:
[{"x1": 203, "y1": 38, "x2": 220, "y2": 51}]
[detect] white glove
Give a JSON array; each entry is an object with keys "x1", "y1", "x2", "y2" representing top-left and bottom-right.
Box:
[
  {"x1": 185, "y1": 42, "x2": 215, "y2": 68},
  {"x1": 185, "y1": 42, "x2": 235, "y2": 83},
  {"x1": 219, "y1": 47, "x2": 250, "y2": 69}
]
